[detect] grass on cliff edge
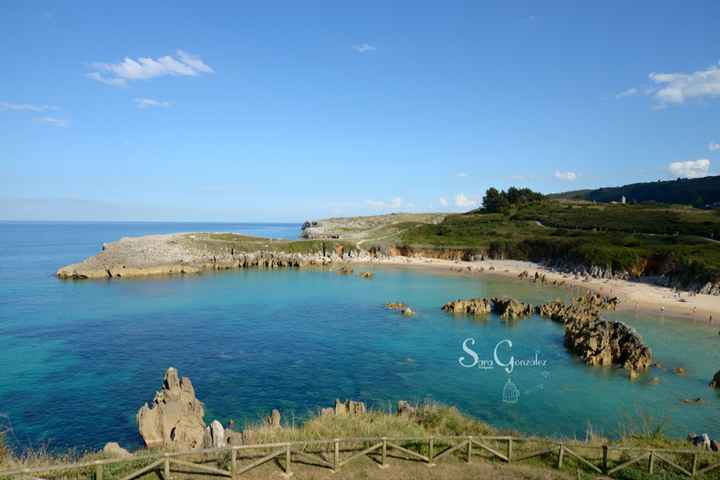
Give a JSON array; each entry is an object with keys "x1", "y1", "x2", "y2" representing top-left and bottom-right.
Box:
[
  {"x1": 395, "y1": 200, "x2": 720, "y2": 284},
  {"x1": 1, "y1": 403, "x2": 717, "y2": 480}
]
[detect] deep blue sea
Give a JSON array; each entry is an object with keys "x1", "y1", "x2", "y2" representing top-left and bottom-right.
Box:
[{"x1": 1, "y1": 222, "x2": 719, "y2": 453}]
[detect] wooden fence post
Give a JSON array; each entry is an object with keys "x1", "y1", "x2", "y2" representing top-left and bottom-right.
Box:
[
  {"x1": 284, "y1": 443, "x2": 292, "y2": 477},
  {"x1": 507, "y1": 438, "x2": 513, "y2": 463},
  {"x1": 164, "y1": 455, "x2": 171, "y2": 480},
  {"x1": 466, "y1": 436, "x2": 472, "y2": 463},
  {"x1": 602, "y1": 445, "x2": 609, "y2": 473},
  {"x1": 231, "y1": 448, "x2": 237, "y2": 479},
  {"x1": 333, "y1": 438, "x2": 340, "y2": 472},
  {"x1": 94, "y1": 461, "x2": 102, "y2": 480},
  {"x1": 428, "y1": 436, "x2": 435, "y2": 466},
  {"x1": 692, "y1": 452, "x2": 698, "y2": 476},
  {"x1": 557, "y1": 445, "x2": 564, "y2": 469},
  {"x1": 648, "y1": 451, "x2": 655, "y2": 474},
  {"x1": 381, "y1": 437, "x2": 388, "y2": 468}
]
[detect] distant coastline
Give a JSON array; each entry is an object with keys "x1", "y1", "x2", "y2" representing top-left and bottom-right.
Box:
[{"x1": 56, "y1": 226, "x2": 720, "y2": 322}]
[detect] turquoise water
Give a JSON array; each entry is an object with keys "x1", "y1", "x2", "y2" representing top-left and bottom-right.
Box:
[{"x1": 1, "y1": 222, "x2": 719, "y2": 452}]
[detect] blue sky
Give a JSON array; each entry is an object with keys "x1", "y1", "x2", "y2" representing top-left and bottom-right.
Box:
[{"x1": 1, "y1": 1, "x2": 719, "y2": 221}]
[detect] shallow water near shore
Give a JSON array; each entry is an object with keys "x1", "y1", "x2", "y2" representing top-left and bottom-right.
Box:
[{"x1": 1, "y1": 222, "x2": 720, "y2": 452}]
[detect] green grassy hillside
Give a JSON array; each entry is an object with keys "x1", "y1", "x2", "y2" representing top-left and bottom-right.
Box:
[
  {"x1": 395, "y1": 199, "x2": 720, "y2": 287},
  {"x1": 551, "y1": 175, "x2": 720, "y2": 207}
]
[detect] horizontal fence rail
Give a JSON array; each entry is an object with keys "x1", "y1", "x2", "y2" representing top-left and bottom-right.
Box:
[{"x1": 2, "y1": 435, "x2": 720, "y2": 479}]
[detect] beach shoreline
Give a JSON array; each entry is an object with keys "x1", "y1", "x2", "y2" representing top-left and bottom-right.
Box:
[{"x1": 349, "y1": 255, "x2": 720, "y2": 324}]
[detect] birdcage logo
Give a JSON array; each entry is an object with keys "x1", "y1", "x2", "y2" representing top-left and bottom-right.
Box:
[{"x1": 502, "y1": 377, "x2": 520, "y2": 404}]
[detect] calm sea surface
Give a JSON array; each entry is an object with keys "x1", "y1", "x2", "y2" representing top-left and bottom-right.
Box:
[{"x1": 1, "y1": 221, "x2": 719, "y2": 452}]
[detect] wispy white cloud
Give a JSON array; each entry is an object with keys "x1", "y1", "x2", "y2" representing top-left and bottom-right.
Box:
[
  {"x1": 134, "y1": 98, "x2": 173, "y2": 109},
  {"x1": 456, "y1": 172, "x2": 469, "y2": 178},
  {"x1": 648, "y1": 62, "x2": 720, "y2": 106},
  {"x1": 438, "y1": 197, "x2": 449, "y2": 207},
  {"x1": 709, "y1": 142, "x2": 720, "y2": 152},
  {"x1": 352, "y1": 43, "x2": 376, "y2": 53},
  {"x1": 1, "y1": 101, "x2": 58, "y2": 112},
  {"x1": 87, "y1": 50, "x2": 214, "y2": 87},
  {"x1": 668, "y1": 158, "x2": 710, "y2": 178},
  {"x1": 454, "y1": 193, "x2": 479, "y2": 208},
  {"x1": 365, "y1": 197, "x2": 404, "y2": 209},
  {"x1": 554, "y1": 170, "x2": 577, "y2": 181},
  {"x1": 616, "y1": 88, "x2": 638, "y2": 99},
  {"x1": 85, "y1": 72, "x2": 127, "y2": 87},
  {"x1": 34, "y1": 116, "x2": 68, "y2": 127}
]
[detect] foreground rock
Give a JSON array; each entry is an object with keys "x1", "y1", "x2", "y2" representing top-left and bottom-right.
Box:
[
  {"x1": 102, "y1": 442, "x2": 132, "y2": 458},
  {"x1": 204, "y1": 420, "x2": 226, "y2": 448},
  {"x1": 321, "y1": 399, "x2": 367, "y2": 416},
  {"x1": 136, "y1": 368, "x2": 207, "y2": 450}
]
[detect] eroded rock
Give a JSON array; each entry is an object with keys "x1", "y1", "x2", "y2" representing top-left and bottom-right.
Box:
[
  {"x1": 103, "y1": 442, "x2": 132, "y2": 458},
  {"x1": 441, "y1": 298, "x2": 491, "y2": 315},
  {"x1": 136, "y1": 367, "x2": 206, "y2": 450},
  {"x1": 490, "y1": 297, "x2": 533, "y2": 320},
  {"x1": 710, "y1": 370, "x2": 720, "y2": 388}
]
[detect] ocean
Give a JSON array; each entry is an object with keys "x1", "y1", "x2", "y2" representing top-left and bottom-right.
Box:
[{"x1": 1, "y1": 221, "x2": 719, "y2": 452}]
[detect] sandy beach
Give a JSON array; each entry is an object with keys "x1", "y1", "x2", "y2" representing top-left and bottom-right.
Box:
[{"x1": 354, "y1": 255, "x2": 720, "y2": 324}]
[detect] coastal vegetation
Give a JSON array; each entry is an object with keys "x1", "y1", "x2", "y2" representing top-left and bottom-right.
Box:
[
  {"x1": 394, "y1": 189, "x2": 720, "y2": 292},
  {"x1": 551, "y1": 174, "x2": 720, "y2": 207},
  {"x1": 2, "y1": 400, "x2": 718, "y2": 480}
]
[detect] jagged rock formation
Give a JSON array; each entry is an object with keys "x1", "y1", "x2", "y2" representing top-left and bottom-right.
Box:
[
  {"x1": 56, "y1": 233, "x2": 368, "y2": 280},
  {"x1": 535, "y1": 293, "x2": 618, "y2": 324},
  {"x1": 710, "y1": 370, "x2": 720, "y2": 388},
  {"x1": 385, "y1": 302, "x2": 407, "y2": 310},
  {"x1": 136, "y1": 368, "x2": 207, "y2": 450},
  {"x1": 564, "y1": 319, "x2": 652, "y2": 377},
  {"x1": 321, "y1": 399, "x2": 367, "y2": 416},
  {"x1": 536, "y1": 294, "x2": 649, "y2": 378},
  {"x1": 386, "y1": 302, "x2": 414, "y2": 316},
  {"x1": 204, "y1": 420, "x2": 226, "y2": 448},
  {"x1": 336, "y1": 265, "x2": 353, "y2": 275},
  {"x1": 265, "y1": 409, "x2": 282, "y2": 429},
  {"x1": 102, "y1": 442, "x2": 132, "y2": 458},
  {"x1": 441, "y1": 297, "x2": 532, "y2": 319},
  {"x1": 442, "y1": 298, "x2": 491, "y2": 315},
  {"x1": 397, "y1": 400, "x2": 416, "y2": 417},
  {"x1": 490, "y1": 297, "x2": 534, "y2": 319}
]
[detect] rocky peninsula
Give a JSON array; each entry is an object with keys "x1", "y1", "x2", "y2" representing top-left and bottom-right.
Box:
[{"x1": 56, "y1": 212, "x2": 720, "y2": 322}]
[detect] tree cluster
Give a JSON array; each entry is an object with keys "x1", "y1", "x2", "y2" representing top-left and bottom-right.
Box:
[{"x1": 482, "y1": 187, "x2": 544, "y2": 213}]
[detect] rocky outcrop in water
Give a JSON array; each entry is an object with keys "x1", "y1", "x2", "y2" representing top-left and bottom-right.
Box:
[
  {"x1": 441, "y1": 297, "x2": 532, "y2": 319},
  {"x1": 491, "y1": 297, "x2": 534, "y2": 319},
  {"x1": 535, "y1": 293, "x2": 618, "y2": 324},
  {"x1": 535, "y1": 294, "x2": 649, "y2": 378},
  {"x1": 564, "y1": 319, "x2": 652, "y2": 377},
  {"x1": 442, "y1": 298, "x2": 492, "y2": 315},
  {"x1": 710, "y1": 370, "x2": 720, "y2": 388},
  {"x1": 136, "y1": 368, "x2": 207, "y2": 450}
]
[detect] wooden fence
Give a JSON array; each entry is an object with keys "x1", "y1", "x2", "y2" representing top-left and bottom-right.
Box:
[{"x1": 2, "y1": 435, "x2": 720, "y2": 479}]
